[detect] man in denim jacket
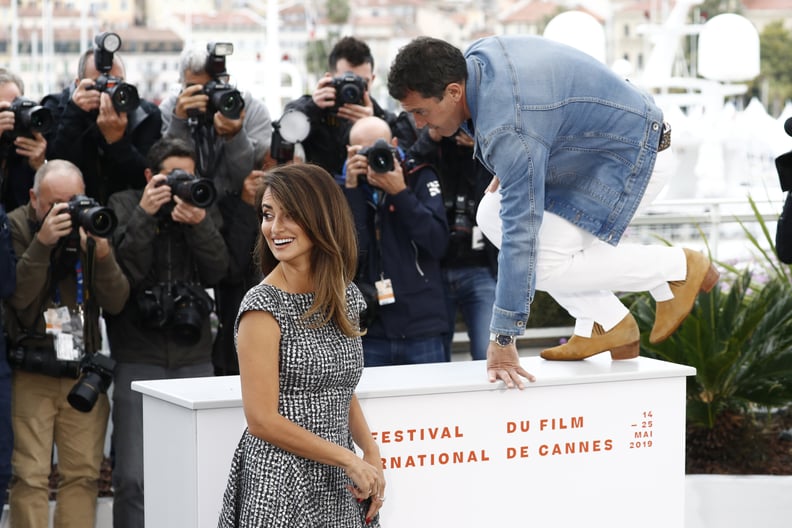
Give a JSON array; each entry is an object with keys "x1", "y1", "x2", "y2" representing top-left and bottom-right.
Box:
[{"x1": 388, "y1": 36, "x2": 718, "y2": 388}]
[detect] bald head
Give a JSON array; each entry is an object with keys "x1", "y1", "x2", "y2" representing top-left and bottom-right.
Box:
[
  {"x1": 349, "y1": 116, "x2": 392, "y2": 147},
  {"x1": 30, "y1": 160, "x2": 85, "y2": 222}
]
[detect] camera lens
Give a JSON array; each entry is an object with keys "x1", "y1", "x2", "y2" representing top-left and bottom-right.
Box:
[
  {"x1": 370, "y1": 153, "x2": 392, "y2": 173},
  {"x1": 214, "y1": 90, "x2": 244, "y2": 119},
  {"x1": 340, "y1": 84, "x2": 361, "y2": 104},
  {"x1": 67, "y1": 371, "x2": 106, "y2": 413},
  {"x1": 171, "y1": 301, "x2": 203, "y2": 346},
  {"x1": 188, "y1": 180, "x2": 217, "y2": 208},
  {"x1": 77, "y1": 207, "x2": 117, "y2": 238},
  {"x1": 67, "y1": 354, "x2": 115, "y2": 413},
  {"x1": 110, "y1": 84, "x2": 140, "y2": 113},
  {"x1": 29, "y1": 108, "x2": 53, "y2": 133},
  {"x1": 89, "y1": 210, "x2": 116, "y2": 237}
]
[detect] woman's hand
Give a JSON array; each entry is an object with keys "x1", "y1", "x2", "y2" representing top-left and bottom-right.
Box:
[{"x1": 344, "y1": 455, "x2": 386, "y2": 522}]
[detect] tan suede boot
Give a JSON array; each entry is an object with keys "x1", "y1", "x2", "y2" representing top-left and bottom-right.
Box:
[
  {"x1": 541, "y1": 313, "x2": 639, "y2": 361},
  {"x1": 650, "y1": 248, "x2": 720, "y2": 344}
]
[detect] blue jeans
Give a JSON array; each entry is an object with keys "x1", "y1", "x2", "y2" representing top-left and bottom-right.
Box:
[
  {"x1": 111, "y1": 362, "x2": 214, "y2": 528},
  {"x1": 363, "y1": 336, "x2": 446, "y2": 367},
  {"x1": 442, "y1": 266, "x2": 497, "y2": 361}
]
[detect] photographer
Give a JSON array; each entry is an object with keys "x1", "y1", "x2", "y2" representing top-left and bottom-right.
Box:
[
  {"x1": 344, "y1": 116, "x2": 448, "y2": 366},
  {"x1": 159, "y1": 43, "x2": 272, "y2": 196},
  {"x1": 408, "y1": 127, "x2": 498, "y2": 361},
  {"x1": 105, "y1": 137, "x2": 228, "y2": 528},
  {"x1": 282, "y1": 36, "x2": 417, "y2": 181},
  {"x1": 42, "y1": 38, "x2": 162, "y2": 204},
  {"x1": 0, "y1": 68, "x2": 48, "y2": 212},
  {"x1": 160, "y1": 43, "x2": 270, "y2": 377},
  {"x1": 3, "y1": 160, "x2": 129, "y2": 527}
]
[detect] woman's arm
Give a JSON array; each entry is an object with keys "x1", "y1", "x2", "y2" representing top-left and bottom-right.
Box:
[
  {"x1": 349, "y1": 394, "x2": 385, "y2": 520},
  {"x1": 238, "y1": 309, "x2": 384, "y2": 501}
]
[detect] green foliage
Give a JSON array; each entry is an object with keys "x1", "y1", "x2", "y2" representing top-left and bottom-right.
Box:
[
  {"x1": 528, "y1": 291, "x2": 574, "y2": 328},
  {"x1": 305, "y1": 39, "x2": 330, "y2": 79},
  {"x1": 749, "y1": 20, "x2": 792, "y2": 113},
  {"x1": 326, "y1": 0, "x2": 350, "y2": 25},
  {"x1": 627, "y1": 196, "x2": 792, "y2": 429},
  {"x1": 630, "y1": 270, "x2": 792, "y2": 429}
]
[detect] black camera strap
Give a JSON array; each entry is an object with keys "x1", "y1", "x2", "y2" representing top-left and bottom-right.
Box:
[
  {"x1": 189, "y1": 121, "x2": 224, "y2": 179},
  {"x1": 82, "y1": 237, "x2": 100, "y2": 355}
]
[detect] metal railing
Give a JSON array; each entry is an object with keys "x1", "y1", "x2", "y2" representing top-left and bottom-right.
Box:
[{"x1": 626, "y1": 196, "x2": 784, "y2": 260}]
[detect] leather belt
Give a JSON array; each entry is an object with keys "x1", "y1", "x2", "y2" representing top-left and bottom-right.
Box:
[{"x1": 658, "y1": 121, "x2": 671, "y2": 152}]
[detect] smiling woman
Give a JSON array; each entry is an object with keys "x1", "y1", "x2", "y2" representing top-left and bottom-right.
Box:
[{"x1": 218, "y1": 164, "x2": 386, "y2": 528}]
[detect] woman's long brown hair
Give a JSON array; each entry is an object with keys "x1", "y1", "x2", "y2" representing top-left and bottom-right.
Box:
[{"x1": 254, "y1": 163, "x2": 363, "y2": 337}]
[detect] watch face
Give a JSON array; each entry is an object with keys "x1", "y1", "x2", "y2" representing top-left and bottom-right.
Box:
[{"x1": 496, "y1": 334, "x2": 513, "y2": 347}]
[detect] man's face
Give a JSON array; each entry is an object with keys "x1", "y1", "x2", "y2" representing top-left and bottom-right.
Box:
[
  {"x1": 30, "y1": 170, "x2": 85, "y2": 222},
  {"x1": 183, "y1": 71, "x2": 213, "y2": 88},
  {"x1": 333, "y1": 59, "x2": 374, "y2": 91},
  {"x1": 0, "y1": 81, "x2": 21, "y2": 104},
  {"x1": 399, "y1": 86, "x2": 465, "y2": 138},
  {"x1": 83, "y1": 58, "x2": 126, "y2": 81}
]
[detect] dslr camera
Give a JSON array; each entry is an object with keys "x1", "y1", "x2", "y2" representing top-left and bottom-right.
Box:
[
  {"x1": 66, "y1": 194, "x2": 117, "y2": 238},
  {"x1": 137, "y1": 281, "x2": 215, "y2": 346},
  {"x1": 1, "y1": 97, "x2": 53, "y2": 143},
  {"x1": 331, "y1": 72, "x2": 367, "y2": 109},
  {"x1": 7, "y1": 341, "x2": 81, "y2": 379},
  {"x1": 92, "y1": 32, "x2": 140, "y2": 113},
  {"x1": 189, "y1": 42, "x2": 245, "y2": 121},
  {"x1": 359, "y1": 139, "x2": 397, "y2": 174},
  {"x1": 67, "y1": 353, "x2": 116, "y2": 413},
  {"x1": 157, "y1": 169, "x2": 217, "y2": 209}
]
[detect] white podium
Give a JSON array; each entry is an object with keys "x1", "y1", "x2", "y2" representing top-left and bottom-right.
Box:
[{"x1": 132, "y1": 355, "x2": 694, "y2": 528}]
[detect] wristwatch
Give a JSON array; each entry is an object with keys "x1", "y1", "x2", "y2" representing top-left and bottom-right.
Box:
[{"x1": 490, "y1": 333, "x2": 514, "y2": 347}]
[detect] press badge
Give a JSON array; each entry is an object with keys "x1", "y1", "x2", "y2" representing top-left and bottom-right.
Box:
[
  {"x1": 471, "y1": 226, "x2": 485, "y2": 250},
  {"x1": 44, "y1": 307, "x2": 71, "y2": 335},
  {"x1": 44, "y1": 307, "x2": 83, "y2": 361},
  {"x1": 375, "y1": 278, "x2": 396, "y2": 305}
]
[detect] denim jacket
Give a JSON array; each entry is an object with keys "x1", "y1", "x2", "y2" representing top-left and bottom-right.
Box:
[{"x1": 462, "y1": 36, "x2": 664, "y2": 335}]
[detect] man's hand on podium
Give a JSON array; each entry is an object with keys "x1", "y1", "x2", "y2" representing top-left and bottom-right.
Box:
[{"x1": 487, "y1": 342, "x2": 536, "y2": 389}]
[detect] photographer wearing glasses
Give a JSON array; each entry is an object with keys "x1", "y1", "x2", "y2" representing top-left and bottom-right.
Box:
[
  {"x1": 3, "y1": 160, "x2": 129, "y2": 527},
  {"x1": 0, "y1": 68, "x2": 49, "y2": 212},
  {"x1": 41, "y1": 32, "x2": 162, "y2": 204},
  {"x1": 105, "y1": 137, "x2": 228, "y2": 528},
  {"x1": 344, "y1": 116, "x2": 448, "y2": 366}
]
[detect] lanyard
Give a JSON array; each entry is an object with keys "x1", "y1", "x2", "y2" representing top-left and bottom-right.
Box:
[{"x1": 53, "y1": 258, "x2": 84, "y2": 307}]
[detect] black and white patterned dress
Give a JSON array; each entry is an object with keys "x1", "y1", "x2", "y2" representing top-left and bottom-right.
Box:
[{"x1": 217, "y1": 283, "x2": 381, "y2": 528}]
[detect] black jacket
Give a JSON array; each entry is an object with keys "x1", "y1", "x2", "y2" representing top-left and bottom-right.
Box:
[
  {"x1": 344, "y1": 162, "x2": 449, "y2": 339},
  {"x1": 0, "y1": 149, "x2": 36, "y2": 213},
  {"x1": 408, "y1": 128, "x2": 499, "y2": 275},
  {"x1": 41, "y1": 86, "x2": 162, "y2": 203},
  {"x1": 283, "y1": 95, "x2": 417, "y2": 178},
  {"x1": 777, "y1": 192, "x2": 792, "y2": 264},
  {"x1": 105, "y1": 189, "x2": 228, "y2": 367}
]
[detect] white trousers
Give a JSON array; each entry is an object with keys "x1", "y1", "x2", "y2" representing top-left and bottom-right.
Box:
[{"x1": 477, "y1": 149, "x2": 686, "y2": 337}]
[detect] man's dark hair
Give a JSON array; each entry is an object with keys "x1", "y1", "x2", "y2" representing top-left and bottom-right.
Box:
[
  {"x1": 146, "y1": 137, "x2": 197, "y2": 173},
  {"x1": 328, "y1": 36, "x2": 374, "y2": 72},
  {"x1": 387, "y1": 37, "x2": 467, "y2": 101}
]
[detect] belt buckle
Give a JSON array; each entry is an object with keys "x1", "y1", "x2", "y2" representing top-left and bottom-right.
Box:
[{"x1": 658, "y1": 122, "x2": 671, "y2": 152}]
